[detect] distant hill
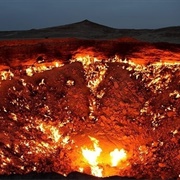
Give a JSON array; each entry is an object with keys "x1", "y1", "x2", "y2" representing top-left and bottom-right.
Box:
[{"x1": 0, "y1": 19, "x2": 180, "y2": 44}]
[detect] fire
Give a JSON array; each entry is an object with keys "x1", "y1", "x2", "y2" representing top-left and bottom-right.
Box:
[
  {"x1": 82, "y1": 137, "x2": 102, "y2": 166},
  {"x1": 73, "y1": 55, "x2": 107, "y2": 92},
  {"x1": 81, "y1": 136, "x2": 128, "y2": 177},
  {"x1": 81, "y1": 136, "x2": 103, "y2": 177},
  {"x1": 0, "y1": 70, "x2": 14, "y2": 80},
  {"x1": 25, "y1": 61, "x2": 64, "y2": 76},
  {"x1": 38, "y1": 122, "x2": 61, "y2": 143},
  {"x1": 0, "y1": 44, "x2": 179, "y2": 179},
  {"x1": 110, "y1": 148, "x2": 127, "y2": 167}
]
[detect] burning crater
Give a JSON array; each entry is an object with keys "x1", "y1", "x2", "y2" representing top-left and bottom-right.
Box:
[{"x1": 0, "y1": 38, "x2": 180, "y2": 179}]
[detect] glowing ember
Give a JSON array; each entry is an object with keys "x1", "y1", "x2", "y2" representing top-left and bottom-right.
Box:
[{"x1": 110, "y1": 148, "x2": 127, "y2": 167}]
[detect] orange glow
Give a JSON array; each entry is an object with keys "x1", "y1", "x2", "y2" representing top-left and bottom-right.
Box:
[{"x1": 72, "y1": 47, "x2": 106, "y2": 61}]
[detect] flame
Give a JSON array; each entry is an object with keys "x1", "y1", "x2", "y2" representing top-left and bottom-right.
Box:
[
  {"x1": 38, "y1": 122, "x2": 62, "y2": 143},
  {"x1": 169, "y1": 90, "x2": 180, "y2": 99},
  {"x1": 81, "y1": 136, "x2": 103, "y2": 177},
  {"x1": 25, "y1": 61, "x2": 64, "y2": 76},
  {"x1": 0, "y1": 70, "x2": 14, "y2": 80},
  {"x1": 110, "y1": 148, "x2": 127, "y2": 167},
  {"x1": 91, "y1": 166, "x2": 103, "y2": 177},
  {"x1": 82, "y1": 136, "x2": 102, "y2": 165},
  {"x1": 72, "y1": 55, "x2": 107, "y2": 92},
  {"x1": 81, "y1": 136, "x2": 129, "y2": 177}
]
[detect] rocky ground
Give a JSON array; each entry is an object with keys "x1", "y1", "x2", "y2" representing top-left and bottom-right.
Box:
[{"x1": 0, "y1": 21, "x2": 180, "y2": 180}]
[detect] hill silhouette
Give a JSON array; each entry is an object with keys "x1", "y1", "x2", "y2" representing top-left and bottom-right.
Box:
[{"x1": 0, "y1": 19, "x2": 180, "y2": 43}]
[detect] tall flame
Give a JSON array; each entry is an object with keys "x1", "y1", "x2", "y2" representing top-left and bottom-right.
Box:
[{"x1": 81, "y1": 136, "x2": 103, "y2": 177}]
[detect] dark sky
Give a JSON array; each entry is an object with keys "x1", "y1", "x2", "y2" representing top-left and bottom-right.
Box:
[{"x1": 0, "y1": 0, "x2": 180, "y2": 31}]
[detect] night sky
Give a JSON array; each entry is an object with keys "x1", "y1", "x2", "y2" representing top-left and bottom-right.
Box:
[{"x1": 0, "y1": 0, "x2": 179, "y2": 31}]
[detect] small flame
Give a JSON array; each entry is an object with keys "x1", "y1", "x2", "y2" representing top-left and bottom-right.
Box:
[
  {"x1": 0, "y1": 70, "x2": 14, "y2": 80},
  {"x1": 81, "y1": 136, "x2": 103, "y2": 177},
  {"x1": 25, "y1": 61, "x2": 64, "y2": 76},
  {"x1": 78, "y1": 167, "x2": 84, "y2": 173},
  {"x1": 38, "y1": 122, "x2": 62, "y2": 143},
  {"x1": 110, "y1": 148, "x2": 127, "y2": 167},
  {"x1": 91, "y1": 166, "x2": 103, "y2": 177}
]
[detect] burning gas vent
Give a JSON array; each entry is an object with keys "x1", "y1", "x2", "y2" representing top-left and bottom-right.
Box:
[{"x1": 0, "y1": 39, "x2": 180, "y2": 180}]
